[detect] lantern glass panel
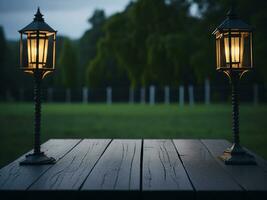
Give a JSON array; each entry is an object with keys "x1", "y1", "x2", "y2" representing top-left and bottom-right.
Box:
[
  {"x1": 242, "y1": 32, "x2": 252, "y2": 68},
  {"x1": 215, "y1": 31, "x2": 252, "y2": 70},
  {"x1": 224, "y1": 35, "x2": 240, "y2": 66},
  {"x1": 20, "y1": 31, "x2": 56, "y2": 72},
  {"x1": 27, "y1": 32, "x2": 48, "y2": 69},
  {"x1": 216, "y1": 33, "x2": 226, "y2": 69}
]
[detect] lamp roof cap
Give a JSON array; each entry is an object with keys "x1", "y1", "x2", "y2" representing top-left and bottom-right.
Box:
[
  {"x1": 19, "y1": 7, "x2": 56, "y2": 33},
  {"x1": 213, "y1": 7, "x2": 253, "y2": 34}
]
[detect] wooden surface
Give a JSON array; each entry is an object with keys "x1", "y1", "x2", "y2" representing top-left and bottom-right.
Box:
[
  {"x1": 81, "y1": 139, "x2": 141, "y2": 190},
  {"x1": 142, "y1": 139, "x2": 192, "y2": 191},
  {"x1": 0, "y1": 139, "x2": 80, "y2": 190},
  {"x1": 0, "y1": 139, "x2": 267, "y2": 200}
]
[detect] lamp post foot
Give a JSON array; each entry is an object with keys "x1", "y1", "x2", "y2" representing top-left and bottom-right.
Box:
[
  {"x1": 219, "y1": 143, "x2": 256, "y2": 165},
  {"x1": 20, "y1": 152, "x2": 56, "y2": 165}
]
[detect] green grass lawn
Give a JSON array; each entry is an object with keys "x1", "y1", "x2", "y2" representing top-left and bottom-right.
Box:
[{"x1": 0, "y1": 103, "x2": 266, "y2": 167}]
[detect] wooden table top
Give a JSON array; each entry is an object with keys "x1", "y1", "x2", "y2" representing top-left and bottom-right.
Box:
[{"x1": 0, "y1": 139, "x2": 267, "y2": 200}]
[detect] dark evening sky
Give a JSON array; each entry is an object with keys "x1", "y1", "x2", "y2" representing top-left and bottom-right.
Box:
[{"x1": 0, "y1": 0, "x2": 131, "y2": 40}]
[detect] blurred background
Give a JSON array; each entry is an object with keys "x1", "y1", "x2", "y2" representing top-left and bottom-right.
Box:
[{"x1": 0, "y1": 0, "x2": 267, "y2": 167}]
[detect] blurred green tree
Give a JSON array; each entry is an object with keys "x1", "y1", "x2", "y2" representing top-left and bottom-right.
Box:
[
  {"x1": 1, "y1": 0, "x2": 267, "y2": 92},
  {"x1": 86, "y1": 32, "x2": 129, "y2": 88},
  {"x1": 58, "y1": 38, "x2": 78, "y2": 88},
  {"x1": 80, "y1": 10, "x2": 106, "y2": 86}
]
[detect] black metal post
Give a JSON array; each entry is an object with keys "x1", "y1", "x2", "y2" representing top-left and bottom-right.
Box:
[
  {"x1": 20, "y1": 70, "x2": 55, "y2": 165},
  {"x1": 219, "y1": 72, "x2": 256, "y2": 165},
  {"x1": 231, "y1": 73, "x2": 240, "y2": 147},
  {"x1": 34, "y1": 70, "x2": 42, "y2": 154}
]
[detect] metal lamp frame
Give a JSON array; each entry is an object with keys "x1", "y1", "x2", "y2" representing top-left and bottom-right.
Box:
[
  {"x1": 19, "y1": 8, "x2": 57, "y2": 165},
  {"x1": 213, "y1": 7, "x2": 256, "y2": 165}
]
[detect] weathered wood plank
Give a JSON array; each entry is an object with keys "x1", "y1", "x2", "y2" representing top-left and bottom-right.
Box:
[
  {"x1": 1, "y1": 138, "x2": 267, "y2": 200},
  {"x1": 202, "y1": 139, "x2": 267, "y2": 191},
  {"x1": 142, "y1": 139, "x2": 193, "y2": 191},
  {"x1": 29, "y1": 139, "x2": 111, "y2": 190},
  {"x1": 0, "y1": 139, "x2": 80, "y2": 190},
  {"x1": 173, "y1": 139, "x2": 242, "y2": 192},
  {"x1": 81, "y1": 139, "x2": 141, "y2": 190}
]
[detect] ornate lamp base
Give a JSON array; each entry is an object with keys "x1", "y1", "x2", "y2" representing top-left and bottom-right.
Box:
[
  {"x1": 219, "y1": 143, "x2": 256, "y2": 165},
  {"x1": 20, "y1": 152, "x2": 56, "y2": 165}
]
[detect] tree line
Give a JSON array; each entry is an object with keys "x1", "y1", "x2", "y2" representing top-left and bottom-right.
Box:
[{"x1": 0, "y1": 0, "x2": 267, "y2": 93}]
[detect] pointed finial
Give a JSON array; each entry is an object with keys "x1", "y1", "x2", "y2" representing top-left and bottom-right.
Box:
[{"x1": 34, "y1": 7, "x2": 44, "y2": 22}]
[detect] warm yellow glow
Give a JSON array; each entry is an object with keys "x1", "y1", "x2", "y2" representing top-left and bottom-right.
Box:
[
  {"x1": 27, "y1": 33, "x2": 48, "y2": 69},
  {"x1": 215, "y1": 31, "x2": 252, "y2": 70},
  {"x1": 216, "y1": 38, "x2": 220, "y2": 68},
  {"x1": 224, "y1": 36, "x2": 241, "y2": 67}
]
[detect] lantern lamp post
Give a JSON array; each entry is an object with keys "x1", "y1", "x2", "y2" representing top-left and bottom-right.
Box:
[
  {"x1": 19, "y1": 8, "x2": 57, "y2": 165},
  {"x1": 213, "y1": 7, "x2": 256, "y2": 165}
]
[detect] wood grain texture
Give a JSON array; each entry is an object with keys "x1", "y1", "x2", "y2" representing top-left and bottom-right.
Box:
[
  {"x1": 202, "y1": 139, "x2": 267, "y2": 191},
  {"x1": 142, "y1": 139, "x2": 193, "y2": 191},
  {"x1": 81, "y1": 139, "x2": 141, "y2": 190},
  {"x1": 0, "y1": 139, "x2": 80, "y2": 190},
  {"x1": 29, "y1": 139, "x2": 111, "y2": 190},
  {"x1": 173, "y1": 139, "x2": 242, "y2": 191},
  {"x1": 1, "y1": 138, "x2": 267, "y2": 199}
]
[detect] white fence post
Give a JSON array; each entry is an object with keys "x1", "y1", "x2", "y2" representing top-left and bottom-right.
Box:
[
  {"x1": 188, "y1": 85, "x2": 194, "y2": 106},
  {"x1": 106, "y1": 86, "x2": 112, "y2": 105},
  {"x1": 205, "y1": 79, "x2": 210, "y2": 105},
  {"x1": 47, "y1": 88, "x2": 53, "y2": 103},
  {"x1": 179, "y1": 85, "x2": 184, "y2": 107},
  {"x1": 66, "y1": 88, "x2": 71, "y2": 103},
  {"x1": 164, "y1": 86, "x2": 170, "y2": 105},
  {"x1": 149, "y1": 85, "x2": 155, "y2": 105},
  {"x1": 129, "y1": 88, "x2": 134, "y2": 104},
  {"x1": 140, "y1": 87, "x2": 146, "y2": 104},
  {"x1": 82, "y1": 87, "x2": 89, "y2": 104},
  {"x1": 253, "y1": 84, "x2": 259, "y2": 106}
]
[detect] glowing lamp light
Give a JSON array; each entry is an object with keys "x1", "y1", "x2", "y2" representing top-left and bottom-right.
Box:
[
  {"x1": 213, "y1": 9, "x2": 253, "y2": 75},
  {"x1": 27, "y1": 33, "x2": 48, "y2": 69},
  {"x1": 19, "y1": 7, "x2": 56, "y2": 78}
]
